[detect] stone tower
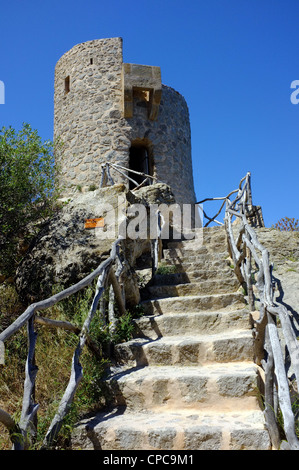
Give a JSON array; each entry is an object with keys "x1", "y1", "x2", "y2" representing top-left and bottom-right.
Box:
[{"x1": 54, "y1": 37, "x2": 196, "y2": 207}]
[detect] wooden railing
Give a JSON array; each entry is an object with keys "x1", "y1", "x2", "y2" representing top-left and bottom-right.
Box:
[
  {"x1": 198, "y1": 172, "x2": 299, "y2": 450},
  {"x1": 100, "y1": 162, "x2": 160, "y2": 190},
  {"x1": 0, "y1": 203, "x2": 164, "y2": 449},
  {"x1": 0, "y1": 236, "x2": 125, "y2": 449}
]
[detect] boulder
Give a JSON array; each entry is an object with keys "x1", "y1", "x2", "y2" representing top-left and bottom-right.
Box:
[{"x1": 15, "y1": 183, "x2": 175, "y2": 307}]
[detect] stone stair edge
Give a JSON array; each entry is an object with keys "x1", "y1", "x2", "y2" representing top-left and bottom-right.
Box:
[{"x1": 71, "y1": 407, "x2": 271, "y2": 451}]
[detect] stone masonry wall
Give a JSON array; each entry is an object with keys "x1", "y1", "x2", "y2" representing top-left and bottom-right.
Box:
[{"x1": 54, "y1": 37, "x2": 196, "y2": 206}]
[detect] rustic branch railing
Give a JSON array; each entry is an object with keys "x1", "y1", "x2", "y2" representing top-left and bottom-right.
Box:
[
  {"x1": 100, "y1": 162, "x2": 160, "y2": 190},
  {"x1": 0, "y1": 202, "x2": 164, "y2": 449},
  {"x1": 198, "y1": 172, "x2": 299, "y2": 450},
  {"x1": 0, "y1": 236, "x2": 125, "y2": 449}
]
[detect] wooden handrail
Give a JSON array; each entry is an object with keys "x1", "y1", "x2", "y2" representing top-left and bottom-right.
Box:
[
  {"x1": 201, "y1": 172, "x2": 299, "y2": 450},
  {"x1": 0, "y1": 200, "x2": 165, "y2": 449},
  {"x1": 100, "y1": 162, "x2": 161, "y2": 190},
  {"x1": 0, "y1": 236, "x2": 125, "y2": 448}
]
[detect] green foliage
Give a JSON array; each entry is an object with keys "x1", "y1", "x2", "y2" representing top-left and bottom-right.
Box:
[
  {"x1": 111, "y1": 304, "x2": 145, "y2": 344},
  {"x1": 0, "y1": 123, "x2": 58, "y2": 277},
  {"x1": 156, "y1": 263, "x2": 178, "y2": 275},
  {"x1": 272, "y1": 217, "x2": 299, "y2": 232},
  {"x1": 112, "y1": 311, "x2": 136, "y2": 344}
]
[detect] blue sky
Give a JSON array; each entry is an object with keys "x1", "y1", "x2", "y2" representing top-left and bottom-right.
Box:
[{"x1": 0, "y1": 0, "x2": 298, "y2": 227}]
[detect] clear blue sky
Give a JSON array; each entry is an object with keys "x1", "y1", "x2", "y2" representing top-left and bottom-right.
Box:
[{"x1": 0, "y1": 0, "x2": 298, "y2": 227}]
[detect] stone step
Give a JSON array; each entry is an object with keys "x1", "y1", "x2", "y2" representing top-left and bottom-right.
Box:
[
  {"x1": 152, "y1": 268, "x2": 235, "y2": 285},
  {"x1": 133, "y1": 309, "x2": 251, "y2": 339},
  {"x1": 71, "y1": 408, "x2": 271, "y2": 450},
  {"x1": 100, "y1": 363, "x2": 262, "y2": 412},
  {"x1": 167, "y1": 237, "x2": 227, "y2": 253},
  {"x1": 146, "y1": 278, "x2": 240, "y2": 299},
  {"x1": 166, "y1": 226, "x2": 222, "y2": 242},
  {"x1": 161, "y1": 256, "x2": 232, "y2": 272},
  {"x1": 141, "y1": 292, "x2": 245, "y2": 315},
  {"x1": 163, "y1": 249, "x2": 229, "y2": 263},
  {"x1": 114, "y1": 329, "x2": 254, "y2": 367}
]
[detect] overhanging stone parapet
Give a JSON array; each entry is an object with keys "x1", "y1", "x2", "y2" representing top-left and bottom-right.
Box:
[{"x1": 122, "y1": 63, "x2": 162, "y2": 120}]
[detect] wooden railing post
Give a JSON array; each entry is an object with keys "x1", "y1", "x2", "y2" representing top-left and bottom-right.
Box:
[
  {"x1": 199, "y1": 172, "x2": 299, "y2": 450},
  {"x1": 0, "y1": 237, "x2": 125, "y2": 449},
  {"x1": 19, "y1": 317, "x2": 39, "y2": 448}
]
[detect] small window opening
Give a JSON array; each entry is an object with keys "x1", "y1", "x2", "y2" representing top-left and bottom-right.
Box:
[
  {"x1": 133, "y1": 88, "x2": 150, "y2": 109},
  {"x1": 90, "y1": 58, "x2": 93, "y2": 65},
  {"x1": 129, "y1": 144, "x2": 153, "y2": 190},
  {"x1": 64, "y1": 76, "x2": 70, "y2": 94}
]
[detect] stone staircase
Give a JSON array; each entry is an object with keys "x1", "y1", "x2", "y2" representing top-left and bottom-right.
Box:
[{"x1": 71, "y1": 226, "x2": 271, "y2": 450}]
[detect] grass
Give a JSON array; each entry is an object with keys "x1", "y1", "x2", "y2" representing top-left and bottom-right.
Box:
[{"x1": 155, "y1": 264, "x2": 178, "y2": 275}]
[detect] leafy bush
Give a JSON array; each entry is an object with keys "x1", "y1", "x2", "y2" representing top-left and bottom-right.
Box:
[{"x1": 0, "y1": 123, "x2": 59, "y2": 277}]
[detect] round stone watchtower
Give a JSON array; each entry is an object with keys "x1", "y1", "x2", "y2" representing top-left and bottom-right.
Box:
[{"x1": 54, "y1": 37, "x2": 196, "y2": 206}]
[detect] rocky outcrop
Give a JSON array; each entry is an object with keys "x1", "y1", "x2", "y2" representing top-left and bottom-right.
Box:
[{"x1": 15, "y1": 183, "x2": 175, "y2": 306}]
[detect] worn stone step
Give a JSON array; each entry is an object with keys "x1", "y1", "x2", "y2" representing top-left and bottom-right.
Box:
[
  {"x1": 167, "y1": 239, "x2": 226, "y2": 252},
  {"x1": 161, "y1": 257, "x2": 232, "y2": 272},
  {"x1": 152, "y1": 268, "x2": 235, "y2": 285},
  {"x1": 171, "y1": 225, "x2": 226, "y2": 242},
  {"x1": 166, "y1": 239, "x2": 227, "y2": 254},
  {"x1": 133, "y1": 309, "x2": 251, "y2": 339},
  {"x1": 114, "y1": 329, "x2": 254, "y2": 367},
  {"x1": 71, "y1": 408, "x2": 271, "y2": 450},
  {"x1": 100, "y1": 363, "x2": 262, "y2": 412},
  {"x1": 141, "y1": 292, "x2": 245, "y2": 315},
  {"x1": 163, "y1": 248, "x2": 229, "y2": 263},
  {"x1": 146, "y1": 278, "x2": 240, "y2": 299}
]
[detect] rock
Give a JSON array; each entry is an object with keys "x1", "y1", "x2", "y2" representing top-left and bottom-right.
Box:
[
  {"x1": 133, "y1": 183, "x2": 176, "y2": 206},
  {"x1": 256, "y1": 228, "x2": 299, "y2": 318},
  {"x1": 15, "y1": 183, "x2": 175, "y2": 307}
]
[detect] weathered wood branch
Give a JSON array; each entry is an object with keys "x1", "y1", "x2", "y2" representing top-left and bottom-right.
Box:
[
  {"x1": 221, "y1": 171, "x2": 299, "y2": 449},
  {"x1": 132, "y1": 177, "x2": 149, "y2": 191},
  {"x1": 42, "y1": 343, "x2": 83, "y2": 448},
  {"x1": 262, "y1": 326, "x2": 281, "y2": 449},
  {"x1": 196, "y1": 188, "x2": 239, "y2": 206},
  {"x1": 109, "y1": 164, "x2": 140, "y2": 187},
  {"x1": 110, "y1": 162, "x2": 159, "y2": 182},
  {"x1": 151, "y1": 210, "x2": 163, "y2": 276},
  {"x1": 35, "y1": 316, "x2": 80, "y2": 333},
  {"x1": 35, "y1": 316, "x2": 103, "y2": 359},
  {"x1": 0, "y1": 237, "x2": 124, "y2": 343},
  {"x1": 108, "y1": 269, "x2": 126, "y2": 317},
  {"x1": 266, "y1": 311, "x2": 299, "y2": 450},
  {"x1": 0, "y1": 408, "x2": 24, "y2": 450},
  {"x1": 0, "y1": 237, "x2": 123, "y2": 450},
  {"x1": 105, "y1": 162, "x2": 115, "y2": 185},
  {"x1": 268, "y1": 304, "x2": 299, "y2": 386},
  {"x1": 199, "y1": 207, "x2": 221, "y2": 227},
  {"x1": 42, "y1": 239, "x2": 123, "y2": 448},
  {"x1": 19, "y1": 317, "x2": 39, "y2": 448},
  {"x1": 100, "y1": 163, "x2": 107, "y2": 188}
]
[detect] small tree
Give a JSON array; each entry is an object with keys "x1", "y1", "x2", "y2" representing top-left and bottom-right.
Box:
[
  {"x1": 0, "y1": 123, "x2": 58, "y2": 277},
  {"x1": 273, "y1": 217, "x2": 299, "y2": 232}
]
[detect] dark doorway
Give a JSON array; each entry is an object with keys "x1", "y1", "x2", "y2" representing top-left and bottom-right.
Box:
[{"x1": 129, "y1": 144, "x2": 151, "y2": 189}]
